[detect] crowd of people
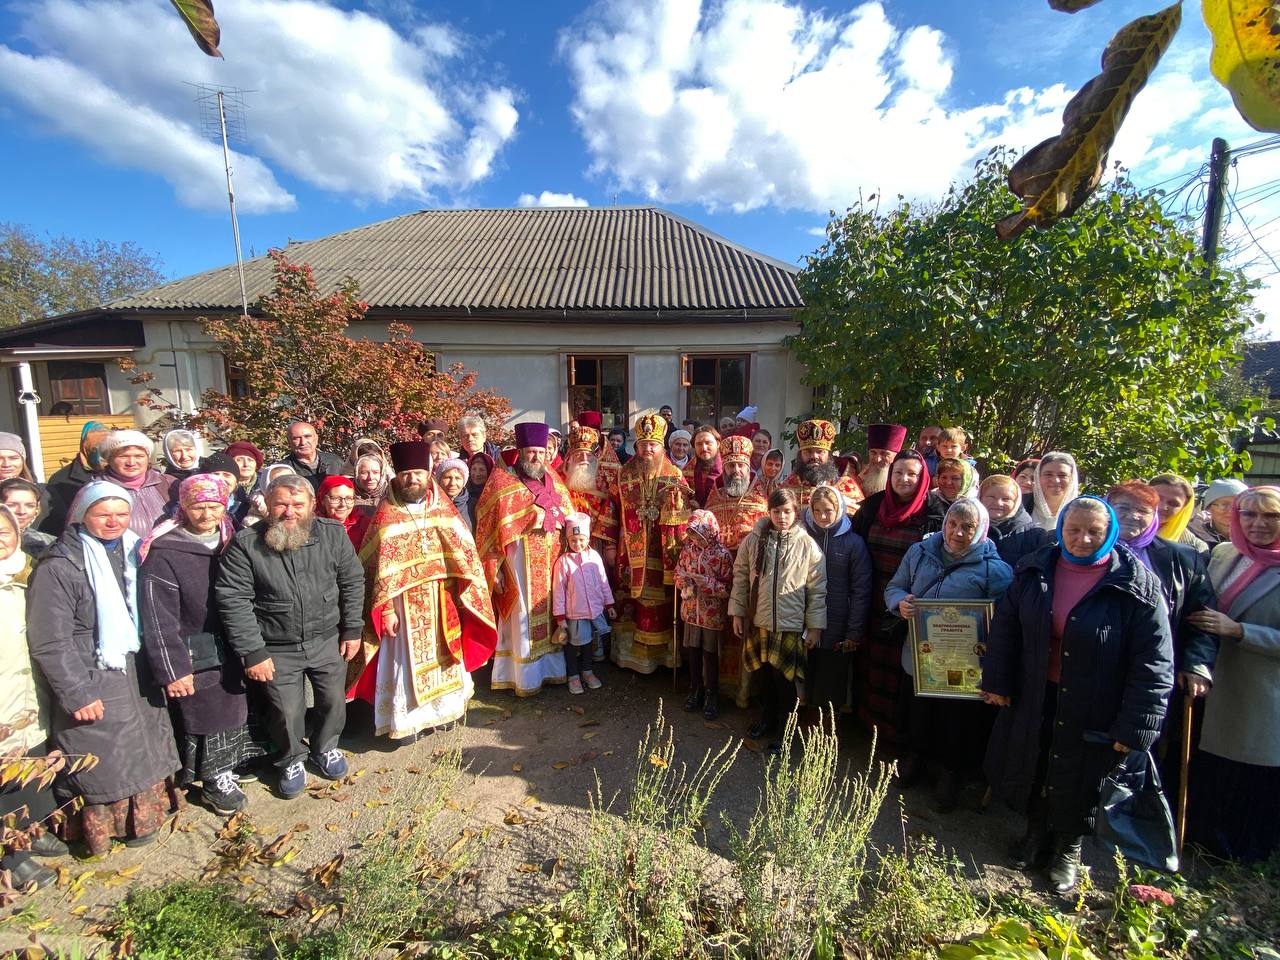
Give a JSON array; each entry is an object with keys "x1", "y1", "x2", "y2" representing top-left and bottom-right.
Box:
[{"x1": 0, "y1": 408, "x2": 1275, "y2": 899}]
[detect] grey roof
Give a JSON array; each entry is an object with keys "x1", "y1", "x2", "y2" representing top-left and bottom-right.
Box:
[
  {"x1": 109, "y1": 207, "x2": 802, "y2": 315},
  {"x1": 1243, "y1": 340, "x2": 1280, "y2": 396}
]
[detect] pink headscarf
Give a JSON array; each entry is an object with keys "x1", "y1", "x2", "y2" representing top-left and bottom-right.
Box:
[
  {"x1": 1217, "y1": 485, "x2": 1280, "y2": 611},
  {"x1": 139, "y1": 473, "x2": 235, "y2": 562}
]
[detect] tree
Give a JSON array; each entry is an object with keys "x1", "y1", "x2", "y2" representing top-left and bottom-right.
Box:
[
  {"x1": 0, "y1": 223, "x2": 165, "y2": 328},
  {"x1": 185, "y1": 249, "x2": 511, "y2": 458},
  {"x1": 789, "y1": 150, "x2": 1268, "y2": 484}
]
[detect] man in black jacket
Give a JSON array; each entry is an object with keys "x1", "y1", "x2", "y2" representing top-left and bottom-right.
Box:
[
  {"x1": 215, "y1": 474, "x2": 365, "y2": 798},
  {"x1": 283, "y1": 420, "x2": 346, "y2": 492}
]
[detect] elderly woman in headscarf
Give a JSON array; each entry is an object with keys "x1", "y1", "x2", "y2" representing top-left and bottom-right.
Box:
[
  {"x1": 353, "y1": 450, "x2": 389, "y2": 510},
  {"x1": 1149, "y1": 473, "x2": 1208, "y2": 552},
  {"x1": 886, "y1": 499, "x2": 1013, "y2": 811},
  {"x1": 979, "y1": 474, "x2": 1039, "y2": 564},
  {"x1": 982, "y1": 496, "x2": 1173, "y2": 894},
  {"x1": 1189, "y1": 478, "x2": 1247, "y2": 550},
  {"x1": 317, "y1": 475, "x2": 371, "y2": 549},
  {"x1": 42, "y1": 420, "x2": 110, "y2": 538},
  {"x1": 850, "y1": 450, "x2": 935, "y2": 747},
  {"x1": 1106, "y1": 480, "x2": 1217, "y2": 802},
  {"x1": 27, "y1": 481, "x2": 181, "y2": 855},
  {"x1": 98, "y1": 430, "x2": 175, "y2": 537},
  {"x1": 926, "y1": 457, "x2": 978, "y2": 527},
  {"x1": 0, "y1": 504, "x2": 67, "y2": 889},
  {"x1": 1026, "y1": 452, "x2": 1079, "y2": 532},
  {"x1": 139, "y1": 475, "x2": 268, "y2": 816},
  {"x1": 466, "y1": 452, "x2": 494, "y2": 529},
  {"x1": 160, "y1": 429, "x2": 200, "y2": 482},
  {"x1": 434, "y1": 457, "x2": 472, "y2": 531},
  {"x1": 246, "y1": 463, "x2": 296, "y2": 526},
  {"x1": 1186, "y1": 486, "x2": 1280, "y2": 863}
]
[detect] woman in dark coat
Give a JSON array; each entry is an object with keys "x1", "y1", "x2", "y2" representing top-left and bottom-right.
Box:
[
  {"x1": 981, "y1": 496, "x2": 1174, "y2": 894},
  {"x1": 26, "y1": 481, "x2": 180, "y2": 856},
  {"x1": 980, "y1": 474, "x2": 1042, "y2": 566},
  {"x1": 139, "y1": 475, "x2": 270, "y2": 815},
  {"x1": 1105, "y1": 480, "x2": 1217, "y2": 801},
  {"x1": 802, "y1": 485, "x2": 872, "y2": 716},
  {"x1": 850, "y1": 450, "x2": 939, "y2": 746}
]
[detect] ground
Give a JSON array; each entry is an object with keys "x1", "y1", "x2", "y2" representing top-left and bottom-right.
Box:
[{"x1": 0, "y1": 663, "x2": 1089, "y2": 953}]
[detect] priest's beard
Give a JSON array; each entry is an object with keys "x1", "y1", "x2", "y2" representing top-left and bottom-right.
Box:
[
  {"x1": 517, "y1": 461, "x2": 546, "y2": 482},
  {"x1": 565, "y1": 459, "x2": 599, "y2": 493},
  {"x1": 724, "y1": 475, "x2": 751, "y2": 497},
  {"x1": 396, "y1": 479, "x2": 430, "y2": 503},
  {"x1": 859, "y1": 463, "x2": 889, "y2": 495},
  {"x1": 632, "y1": 452, "x2": 661, "y2": 478},
  {"x1": 798, "y1": 461, "x2": 839, "y2": 487},
  {"x1": 264, "y1": 515, "x2": 313, "y2": 552}
]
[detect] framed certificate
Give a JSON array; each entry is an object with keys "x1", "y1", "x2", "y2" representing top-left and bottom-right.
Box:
[{"x1": 908, "y1": 599, "x2": 993, "y2": 700}]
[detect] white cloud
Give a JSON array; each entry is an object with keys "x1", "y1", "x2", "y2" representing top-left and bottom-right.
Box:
[
  {"x1": 0, "y1": 0, "x2": 519, "y2": 212},
  {"x1": 516, "y1": 191, "x2": 590, "y2": 207},
  {"x1": 559, "y1": 0, "x2": 1070, "y2": 212}
]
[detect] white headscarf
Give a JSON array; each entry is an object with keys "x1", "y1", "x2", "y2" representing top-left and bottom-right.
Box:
[
  {"x1": 1031, "y1": 452, "x2": 1079, "y2": 531},
  {"x1": 70, "y1": 480, "x2": 141, "y2": 672}
]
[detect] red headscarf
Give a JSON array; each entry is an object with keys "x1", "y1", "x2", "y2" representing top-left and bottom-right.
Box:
[
  {"x1": 876, "y1": 451, "x2": 932, "y2": 529},
  {"x1": 1218, "y1": 486, "x2": 1280, "y2": 611},
  {"x1": 317, "y1": 475, "x2": 370, "y2": 549}
]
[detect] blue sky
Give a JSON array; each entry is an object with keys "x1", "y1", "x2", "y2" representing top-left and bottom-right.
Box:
[{"x1": 1, "y1": 0, "x2": 1277, "y2": 330}]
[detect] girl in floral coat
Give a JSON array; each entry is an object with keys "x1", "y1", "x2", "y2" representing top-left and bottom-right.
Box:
[{"x1": 675, "y1": 509, "x2": 734, "y2": 720}]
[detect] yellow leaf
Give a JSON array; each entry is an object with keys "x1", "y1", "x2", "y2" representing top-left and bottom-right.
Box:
[
  {"x1": 511, "y1": 762, "x2": 523, "y2": 773},
  {"x1": 648, "y1": 752, "x2": 668, "y2": 768},
  {"x1": 503, "y1": 810, "x2": 527, "y2": 825},
  {"x1": 552, "y1": 760, "x2": 571, "y2": 770},
  {"x1": 1204, "y1": 0, "x2": 1280, "y2": 131},
  {"x1": 582, "y1": 731, "x2": 598, "y2": 740},
  {"x1": 998, "y1": 2, "x2": 1183, "y2": 238},
  {"x1": 117, "y1": 864, "x2": 144, "y2": 877},
  {"x1": 516, "y1": 862, "x2": 539, "y2": 873},
  {"x1": 325, "y1": 823, "x2": 340, "y2": 832},
  {"x1": 520, "y1": 795, "x2": 538, "y2": 806}
]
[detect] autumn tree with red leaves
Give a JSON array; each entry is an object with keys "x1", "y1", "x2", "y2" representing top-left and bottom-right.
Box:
[{"x1": 189, "y1": 250, "x2": 511, "y2": 458}]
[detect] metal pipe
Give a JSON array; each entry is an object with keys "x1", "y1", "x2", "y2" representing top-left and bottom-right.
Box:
[{"x1": 15, "y1": 362, "x2": 46, "y2": 482}]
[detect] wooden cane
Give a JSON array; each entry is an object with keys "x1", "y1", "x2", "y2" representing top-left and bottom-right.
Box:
[{"x1": 1175, "y1": 692, "x2": 1194, "y2": 859}]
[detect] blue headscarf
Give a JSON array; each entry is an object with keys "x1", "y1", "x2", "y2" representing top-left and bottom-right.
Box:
[{"x1": 1055, "y1": 495, "x2": 1119, "y2": 566}]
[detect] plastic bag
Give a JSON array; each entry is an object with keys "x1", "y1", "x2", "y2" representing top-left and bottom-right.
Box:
[{"x1": 1096, "y1": 748, "x2": 1178, "y2": 872}]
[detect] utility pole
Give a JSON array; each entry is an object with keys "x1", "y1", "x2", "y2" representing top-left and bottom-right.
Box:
[
  {"x1": 217, "y1": 90, "x2": 250, "y2": 318},
  {"x1": 1201, "y1": 137, "x2": 1231, "y2": 269}
]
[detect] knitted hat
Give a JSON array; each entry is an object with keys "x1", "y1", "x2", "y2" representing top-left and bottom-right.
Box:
[
  {"x1": 98, "y1": 429, "x2": 154, "y2": 460},
  {"x1": 224, "y1": 441, "x2": 264, "y2": 470},
  {"x1": 1202, "y1": 478, "x2": 1247, "y2": 509},
  {"x1": 0, "y1": 432, "x2": 26, "y2": 459},
  {"x1": 200, "y1": 451, "x2": 239, "y2": 477}
]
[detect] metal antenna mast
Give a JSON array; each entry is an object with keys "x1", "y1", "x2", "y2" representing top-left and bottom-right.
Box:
[{"x1": 193, "y1": 84, "x2": 251, "y2": 317}]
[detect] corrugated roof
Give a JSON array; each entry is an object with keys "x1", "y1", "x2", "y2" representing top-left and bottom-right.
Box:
[{"x1": 108, "y1": 207, "x2": 803, "y2": 314}]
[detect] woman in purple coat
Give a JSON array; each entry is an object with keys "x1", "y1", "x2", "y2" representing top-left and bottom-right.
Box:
[{"x1": 139, "y1": 474, "x2": 270, "y2": 814}]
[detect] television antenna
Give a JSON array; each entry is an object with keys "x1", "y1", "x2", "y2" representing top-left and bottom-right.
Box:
[{"x1": 191, "y1": 84, "x2": 253, "y2": 317}]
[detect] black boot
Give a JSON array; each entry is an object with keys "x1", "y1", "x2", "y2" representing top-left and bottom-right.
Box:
[
  {"x1": 1009, "y1": 826, "x2": 1051, "y2": 871},
  {"x1": 748, "y1": 716, "x2": 774, "y2": 739},
  {"x1": 7, "y1": 855, "x2": 56, "y2": 890},
  {"x1": 684, "y1": 685, "x2": 705, "y2": 712},
  {"x1": 1047, "y1": 835, "x2": 1083, "y2": 895},
  {"x1": 703, "y1": 690, "x2": 719, "y2": 721},
  {"x1": 933, "y1": 769, "x2": 961, "y2": 813}
]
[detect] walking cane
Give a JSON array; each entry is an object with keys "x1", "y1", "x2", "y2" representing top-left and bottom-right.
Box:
[{"x1": 1175, "y1": 693, "x2": 1194, "y2": 860}]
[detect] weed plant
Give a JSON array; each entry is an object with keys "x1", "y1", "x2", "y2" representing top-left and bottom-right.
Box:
[
  {"x1": 111, "y1": 880, "x2": 266, "y2": 959},
  {"x1": 723, "y1": 710, "x2": 895, "y2": 960},
  {"x1": 576, "y1": 702, "x2": 739, "y2": 960}
]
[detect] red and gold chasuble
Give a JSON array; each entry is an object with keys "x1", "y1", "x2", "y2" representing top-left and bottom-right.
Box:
[
  {"x1": 609, "y1": 459, "x2": 691, "y2": 664},
  {"x1": 781, "y1": 473, "x2": 864, "y2": 514},
  {"x1": 474, "y1": 466, "x2": 575, "y2": 651},
  {"x1": 569, "y1": 474, "x2": 619, "y2": 547},
  {"x1": 704, "y1": 480, "x2": 769, "y2": 553},
  {"x1": 346, "y1": 487, "x2": 497, "y2": 706}
]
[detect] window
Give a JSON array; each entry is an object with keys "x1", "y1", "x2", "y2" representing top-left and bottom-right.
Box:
[
  {"x1": 46, "y1": 360, "x2": 108, "y2": 415},
  {"x1": 682, "y1": 354, "x2": 749, "y2": 424},
  {"x1": 225, "y1": 361, "x2": 251, "y2": 399},
  {"x1": 568, "y1": 355, "x2": 627, "y2": 430}
]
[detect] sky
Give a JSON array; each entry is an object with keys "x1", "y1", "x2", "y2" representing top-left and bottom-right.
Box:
[{"x1": 1, "y1": 0, "x2": 1278, "y2": 334}]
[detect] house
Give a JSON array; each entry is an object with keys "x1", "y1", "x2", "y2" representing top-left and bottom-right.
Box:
[
  {"x1": 1241, "y1": 339, "x2": 1280, "y2": 485},
  {"x1": 0, "y1": 207, "x2": 810, "y2": 480}
]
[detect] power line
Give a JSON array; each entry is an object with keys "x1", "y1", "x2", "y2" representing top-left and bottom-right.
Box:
[{"x1": 1228, "y1": 192, "x2": 1280, "y2": 276}]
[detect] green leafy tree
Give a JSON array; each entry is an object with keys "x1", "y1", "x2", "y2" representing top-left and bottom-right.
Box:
[
  {"x1": 185, "y1": 249, "x2": 511, "y2": 458},
  {"x1": 790, "y1": 150, "x2": 1267, "y2": 484},
  {"x1": 0, "y1": 223, "x2": 164, "y2": 328}
]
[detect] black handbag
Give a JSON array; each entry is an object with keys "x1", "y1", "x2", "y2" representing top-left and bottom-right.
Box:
[
  {"x1": 184, "y1": 632, "x2": 227, "y2": 674},
  {"x1": 1095, "y1": 748, "x2": 1179, "y2": 872}
]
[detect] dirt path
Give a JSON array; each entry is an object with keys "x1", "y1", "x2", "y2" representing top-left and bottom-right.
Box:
[{"x1": 0, "y1": 664, "x2": 1096, "y2": 953}]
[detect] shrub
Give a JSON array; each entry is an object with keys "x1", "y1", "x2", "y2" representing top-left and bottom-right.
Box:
[
  {"x1": 724, "y1": 710, "x2": 895, "y2": 960},
  {"x1": 576, "y1": 702, "x2": 738, "y2": 960},
  {"x1": 111, "y1": 880, "x2": 266, "y2": 959}
]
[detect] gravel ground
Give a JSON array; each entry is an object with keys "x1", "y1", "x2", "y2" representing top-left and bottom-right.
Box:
[{"x1": 0, "y1": 662, "x2": 1114, "y2": 953}]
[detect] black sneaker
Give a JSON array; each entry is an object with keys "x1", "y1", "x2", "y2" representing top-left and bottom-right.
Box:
[{"x1": 203, "y1": 771, "x2": 249, "y2": 815}]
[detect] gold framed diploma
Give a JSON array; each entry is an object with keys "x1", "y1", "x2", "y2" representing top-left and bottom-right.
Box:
[{"x1": 909, "y1": 599, "x2": 993, "y2": 700}]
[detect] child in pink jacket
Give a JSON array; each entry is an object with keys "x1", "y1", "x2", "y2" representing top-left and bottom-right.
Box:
[{"x1": 553, "y1": 513, "x2": 616, "y2": 694}]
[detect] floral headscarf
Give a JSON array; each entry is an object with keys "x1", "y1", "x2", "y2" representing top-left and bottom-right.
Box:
[{"x1": 139, "y1": 473, "x2": 235, "y2": 561}]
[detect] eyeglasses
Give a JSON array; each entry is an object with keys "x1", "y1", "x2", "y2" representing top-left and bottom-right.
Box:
[
  {"x1": 325, "y1": 496, "x2": 356, "y2": 505},
  {"x1": 1239, "y1": 510, "x2": 1280, "y2": 523}
]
